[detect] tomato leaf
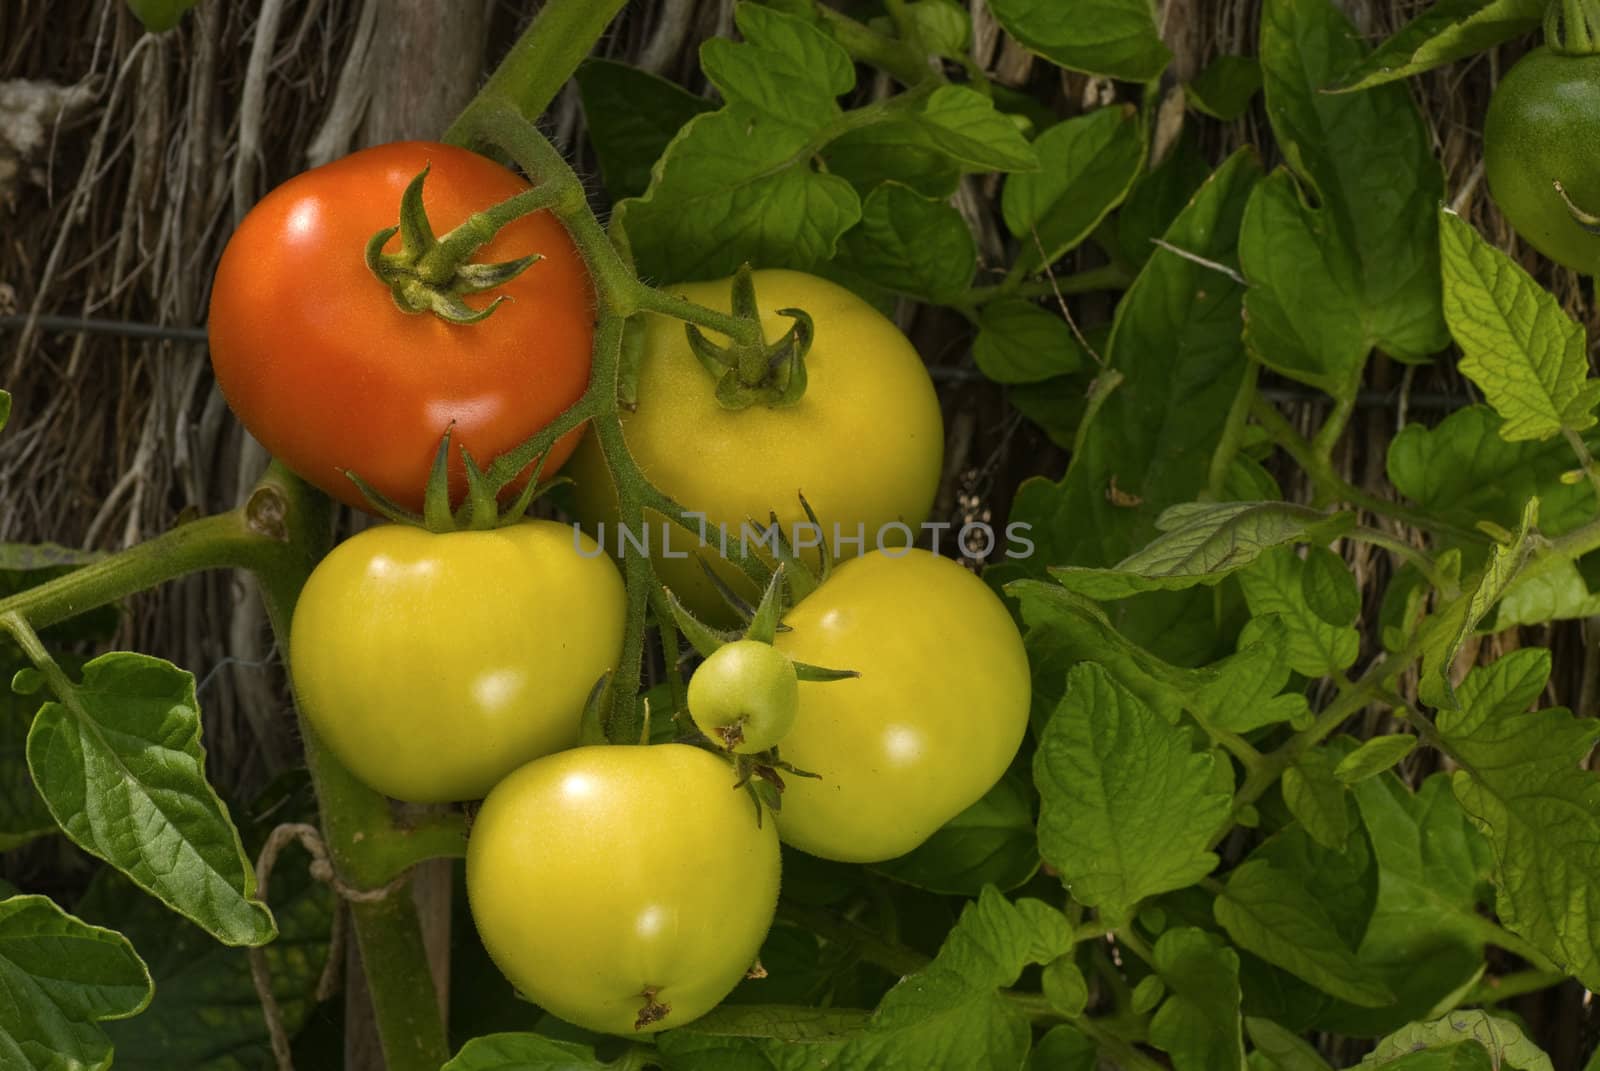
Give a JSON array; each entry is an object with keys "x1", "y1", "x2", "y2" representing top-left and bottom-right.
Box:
[
  {"x1": 1438, "y1": 208, "x2": 1600, "y2": 441},
  {"x1": 1146, "y1": 928, "x2": 1246, "y2": 1071},
  {"x1": 1238, "y1": 548, "x2": 1360, "y2": 678},
  {"x1": 911, "y1": 86, "x2": 1039, "y2": 173},
  {"x1": 1185, "y1": 55, "x2": 1262, "y2": 120},
  {"x1": 972, "y1": 300, "x2": 1087, "y2": 385},
  {"x1": 1332, "y1": 0, "x2": 1545, "y2": 93},
  {"x1": 1363, "y1": 1012, "x2": 1554, "y2": 1070},
  {"x1": 574, "y1": 60, "x2": 712, "y2": 202},
  {"x1": 1050, "y1": 501, "x2": 1345, "y2": 600},
  {"x1": 1283, "y1": 747, "x2": 1351, "y2": 853},
  {"x1": 872, "y1": 773, "x2": 1040, "y2": 896},
  {"x1": 1214, "y1": 858, "x2": 1396, "y2": 1007},
  {"x1": 822, "y1": 121, "x2": 962, "y2": 199},
  {"x1": 1336, "y1": 735, "x2": 1419, "y2": 784},
  {"x1": 1443, "y1": 650, "x2": 1600, "y2": 989},
  {"x1": 0, "y1": 894, "x2": 152, "y2": 1071},
  {"x1": 1241, "y1": 0, "x2": 1447, "y2": 399},
  {"x1": 985, "y1": 0, "x2": 1171, "y2": 82},
  {"x1": 443, "y1": 1032, "x2": 615, "y2": 1070},
  {"x1": 1001, "y1": 105, "x2": 1144, "y2": 275},
  {"x1": 26, "y1": 652, "x2": 275, "y2": 946},
  {"x1": 837, "y1": 182, "x2": 976, "y2": 302},
  {"x1": 1034, "y1": 664, "x2": 1229, "y2": 925}
]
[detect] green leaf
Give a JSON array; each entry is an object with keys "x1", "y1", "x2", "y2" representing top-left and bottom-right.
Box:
[
  {"x1": 1041, "y1": 956, "x2": 1088, "y2": 1019},
  {"x1": 1148, "y1": 928, "x2": 1245, "y2": 1071},
  {"x1": 1387, "y1": 405, "x2": 1598, "y2": 540},
  {"x1": 1439, "y1": 208, "x2": 1600, "y2": 441},
  {"x1": 1362, "y1": 1012, "x2": 1555, "y2": 1071},
  {"x1": 873, "y1": 773, "x2": 1038, "y2": 896},
  {"x1": 1051, "y1": 501, "x2": 1343, "y2": 600},
  {"x1": 1494, "y1": 556, "x2": 1600, "y2": 628},
  {"x1": 575, "y1": 60, "x2": 713, "y2": 201},
  {"x1": 81, "y1": 860, "x2": 334, "y2": 1070},
  {"x1": 27, "y1": 652, "x2": 274, "y2": 946},
  {"x1": 1186, "y1": 55, "x2": 1262, "y2": 120},
  {"x1": 444, "y1": 1033, "x2": 615, "y2": 1070},
  {"x1": 1442, "y1": 649, "x2": 1600, "y2": 988},
  {"x1": 1336, "y1": 735, "x2": 1417, "y2": 784},
  {"x1": 1192, "y1": 618, "x2": 1310, "y2": 734},
  {"x1": 1030, "y1": 1025, "x2": 1098, "y2": 1071},
  {"x1": 1301, "y1": 545, "x2": 1360, "y2": 627},
  {"x1": 0, "y1": 894, "x2": 152, "y2": 1071},
  {"x1": 902, "y1": 0, "x2": 970, "y2": 58},
  {"x1": 838, "y1": 182, "x2": 975, "y2": 302},
  {"x1": 1283, "y1": 747, "x2": 1350, "y2": 852},
  {"x1": 1242, "y1": 0, "x2": 1447, "y2": 398},
  {"x1": 125, "y1": 0, "x2": 199, "y2": 32},
  {"x1": 1238, "y1": 548, "x2": 1360, "y2": 677},
  {"x1": 1245, "y1": 1016, "x2": 1333, "y2": 1071},
  {"x1": 0, "y1": 390, "x2": 9, "y2": 433},
  {"x1": 1001, "y1": 105, "x2": 1144, "y2": 274},
  {"x1": 1034, "y1": 663, "x2": 1228, "y2": 924},
  {"x1": 1215, "y1": 859, "x2": 1395, "y2": 1007},
  {"x1": 0, "y1": 667, "x2": 54, "y2": 851},
  {"x1": 972, "y1": 300, "x2": 1086, "y2": 384},
  {"x1": 986, "y1": 0, "x2": 1171, "y2": 81},
  {"x1": 616, "y1": 4, "x2": 861, "y2": 282},
  {"x1": 1332, "y1": 0, "x2": 1545, "y2": 92},
  {"x1": 823, "y1": 122, "x2": 961, "y2": 198},
  {"x1": 913, "y1": 85, "x2": 1039, "y2": 173},
  {"x1": 1419, "y1": 498, "x2": 1539, "y2": 709},
  {"x1": 1109, "y1": 131, "x2": 1213, "y2": 271},
  {"x1": 1006, "y1": 149, "x2": 1260, "y2": 660}
]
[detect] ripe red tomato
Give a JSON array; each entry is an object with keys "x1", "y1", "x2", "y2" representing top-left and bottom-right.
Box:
[{"x1": 208, "y1": 142, "x2": 594, "y2": 512}]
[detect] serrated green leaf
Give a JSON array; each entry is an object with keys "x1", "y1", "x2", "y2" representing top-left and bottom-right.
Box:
[
  {"x1": 986, "y1": 0, "x2": 1171, "y2": 81},
  {"x1": 1035, "y1": 664, "x2": 1228, "y2": 923},
  {"x1": 1214, "y1": 859, "x2": 1395, "y2": 1007},
  {"x1": 1387, "y1": 405, "x2": 1598, "y2": 540},
  {"x1": 1192, "y1": 617, "x2": 1310, "y2": 734},
  {"x1": 873, "y1": 773, "x2": 1038, "y2": 896},
  {"x1": 1362, "y1": 1012, "x2": 1554, "y2": 1071},
  {"x1": 1284, "y1": 747, "x2": 1350, "y2": 852},
  {"x1": 1419, "y1": 498, "x2": 1539, "y2": 710},
  {"x1": 1301, "y1": 545, "x2": 1360, "y2": 627},
  {"x1": 1441, "y1": 649, "x2": 1600, "y2": 988},
  {"x1": 913, "y1": 85, "x2": 1038, "y2": 173},
  {"x1": 838, "y1": 182, "x2": 975, "y2": 302},
  {"x1": 28, "y1": 653, "x2": 274, "y2": 946},
  {"x1": 1332, "y1": 0, "x2": 1544, "y2": 92},
  {"x1": 575, "y1": 60, "x2": 713, "y2": 202},
  {"x1": 1439, "y1": 209, "x2": 1600, "y2": 441},
  {"x1": 1330, "y1": 735, "x2": 1417, "y2": 785},
  {"x1": 1148, "y1": 927, "x2": 1245, "y2": 1071},
  {"x1": 0, "y1": 894, "x2": 152, "y2": 1071},
  {"x1": 1052, "y1": 502, "x2": 1342, "y2": 600},
  {"x1": 1002, "y1": 105, "x2": 1144, "y2": 274},
  {"x1": 1242, "y1": 0, "x2": 1447, "y2": 397},
  {"x1": 972, "y1": 300, "x2": 1086, "y2": 385},
  {"x1": 1494, "y1": 556, "x2": 1600, "y2": 628},
  {"x1": 1186, "y1": 54, "x2": 1262, "y2": 120},
  {"x1": 1238, "y1": 548, "x2": 1360, "y2": 677}
]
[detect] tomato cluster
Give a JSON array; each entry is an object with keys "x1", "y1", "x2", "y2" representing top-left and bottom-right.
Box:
[{"x1": 209, "y1": 147, "x2": 1030, "y2": 1036}]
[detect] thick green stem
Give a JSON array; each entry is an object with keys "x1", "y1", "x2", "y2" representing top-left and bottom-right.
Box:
[
  {"x1": 443, "y1": 0, "x2": 629, "y2": 145},
  {"x1": 813, "y1": 3, "x2": 934, "y2": 87},
  {"x1": 348, "y1": 888, "x2": 451, "y2": 1070}
]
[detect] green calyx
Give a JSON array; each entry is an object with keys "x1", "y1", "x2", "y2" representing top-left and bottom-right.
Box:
[
  {"x1": 346, "y1": 424, "x2": 562, "y2": 533},
  {"x1": 686, "y1": 265, "x2": 815, "y2": 410},
  {"x1": 1546, "y1": 0, "x2": 1600, "y2": 54},
  {"x1": 364, "y1": 164, "x2": 559, "y2": 325}
]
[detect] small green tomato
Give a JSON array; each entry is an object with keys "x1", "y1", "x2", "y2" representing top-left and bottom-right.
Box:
[{"x1": 687, "y1": 640, "x2": 799, "y2": 753}]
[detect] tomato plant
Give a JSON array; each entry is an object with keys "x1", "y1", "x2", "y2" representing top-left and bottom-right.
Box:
[
  {"x1": 466, "y1": 743, "x2": 779, "y2": 1035},
  {"x1": 208, "y1": 141, "x2": 595, "y2": 513},
  {"x1": 8, "y1": 0, "x2": 1600, "y2": 1068},
  {"x1": 568, "y1": 269, "x2": 944, "y2": 619},
  {"x1": 290, "y1": 520, "x2": 625, "y2": 803},
  {"x1": 771, "y1": 549, "x2": 1030, "y2": 863}
]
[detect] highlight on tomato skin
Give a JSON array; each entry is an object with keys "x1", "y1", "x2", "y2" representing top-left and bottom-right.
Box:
[{"x1": 206, "y1": 140, "x2": 596, "y2": 515}]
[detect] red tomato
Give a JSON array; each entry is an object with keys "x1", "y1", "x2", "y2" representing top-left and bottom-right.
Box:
[{"x1": 208, "y1": 142, "x2": 594, "y2": 512}]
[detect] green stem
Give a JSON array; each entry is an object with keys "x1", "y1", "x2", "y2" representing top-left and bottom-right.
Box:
[
  {"x1": 348, "y1": 888, "x2": 451, "y2": 1069},
  {"x1": 1562, "y1": 427, "x2": 1600, "y2": 503},
  {"x1": 1207, "y1": 362, "x2": 1259, "y2": 499},
  {"x1": 629, "y1": 282, "x2": 764, "y2": 348},
  {"x1": 1077, "y1": 1019, "x2": 1167, "y2": 1071},
  {"x1": 1252, "y1": 396, "x2": 1486, "y2": 544},
  {"x1": 957, "y1": 264, "x2": 1134, "y2": 308},
  {"x1": 1308, "y1": 390, "x2": 1356, "y2": 483},
  {"x1": 1464, "y1": 967, "x2": 1570, "y2": 1005},
  {"x1": 813, "y1": 3, "x2": 934, "y2": 86},
  {"x1": 443, "y1": 0, "x2": 629, "y2": 145},
  {"x1": 1348, "y1": 526, "x2": 1459, "y2": 597}
]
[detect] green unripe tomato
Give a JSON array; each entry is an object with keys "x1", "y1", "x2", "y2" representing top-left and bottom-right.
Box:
[
  {"x1": 1484, "y1": 47, "x2": 1600, "y2": 274},
  {"x1": 466, "y1": 744, "x2": 780, "y2": 1034},
  {"x1": 687, "y1": 640, "x2": 799, "y2": 753}
]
